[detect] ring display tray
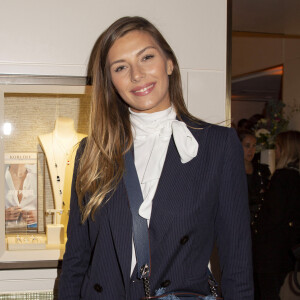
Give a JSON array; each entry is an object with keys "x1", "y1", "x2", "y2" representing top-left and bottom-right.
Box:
[{"x1": 7, "y1": 235, "x2": 46, "y2": 251}]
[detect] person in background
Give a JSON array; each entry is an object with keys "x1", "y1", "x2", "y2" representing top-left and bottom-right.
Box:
[
  {"x1": 238, "y1": 129, "x2": 270, "y2": 227},
  {"x1": 252, "y1": 130, "x2": 300, "y2": 300},
  {"x1": 248, "y1": 114, "x2": 264, "y2": 129},
  {"x1": 237, "y1": 118, "x2": 253, "y2": 131}
]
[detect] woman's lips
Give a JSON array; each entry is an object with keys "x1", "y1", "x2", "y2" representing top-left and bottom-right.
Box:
[{"x1": 131, "y1": 82, "x2": 156, "y2": 96}]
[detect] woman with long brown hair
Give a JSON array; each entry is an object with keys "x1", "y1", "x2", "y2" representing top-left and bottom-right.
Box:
[{"x1": 59, "y1": 16, "x2": 253, "y2": 299}]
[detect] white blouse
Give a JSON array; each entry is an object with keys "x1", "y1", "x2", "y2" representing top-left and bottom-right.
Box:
[{"x1": 129, "y1": 106, "x2": 199, "y2": 275}]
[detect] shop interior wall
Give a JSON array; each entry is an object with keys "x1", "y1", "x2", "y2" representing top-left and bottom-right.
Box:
[
  {"x1": 232, "y1": 35, "x2": 300, "y2": 130},
  {"x1": 0, "y1": 0, "x2": 228, "y2": 123},
  {"x1": 282, "y1": 39, "x2": 300, "y2": 130},
  {"x1": 0, "y1": 0, "x2": 228, "y2": 294}
]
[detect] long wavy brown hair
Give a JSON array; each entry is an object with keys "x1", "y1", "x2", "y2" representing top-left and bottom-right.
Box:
[{"x1": 78, "y1": 16, "x2": 196, "y2": 222}]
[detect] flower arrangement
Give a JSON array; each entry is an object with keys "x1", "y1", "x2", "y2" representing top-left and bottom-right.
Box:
[{"x1": 254, "y1": 100, "x2": 289, "y2": 152}]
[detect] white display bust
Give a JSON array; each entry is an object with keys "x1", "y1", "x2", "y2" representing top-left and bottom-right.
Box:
[{"x1": 38, "y1": 117, "x2": 85, "y2": 212}]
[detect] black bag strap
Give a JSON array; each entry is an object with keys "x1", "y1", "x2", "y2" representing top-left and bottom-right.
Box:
[{"x1": 124, "y1": 150, "x2": 151, "y2": 280}]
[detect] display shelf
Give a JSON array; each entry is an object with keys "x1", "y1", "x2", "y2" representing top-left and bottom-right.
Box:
[{"x1": 0, "y1": 77, "x2": 90, "y2": 267}]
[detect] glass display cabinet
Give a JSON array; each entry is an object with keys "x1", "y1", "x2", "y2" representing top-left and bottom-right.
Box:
[{"x1": 0, "y1": 75, "x2": 90, "y2": 268}]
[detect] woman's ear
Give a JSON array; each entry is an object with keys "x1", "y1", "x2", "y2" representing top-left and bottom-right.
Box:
[{"x1": 167, "y1": 60, "x2": 174, "y2": 75}]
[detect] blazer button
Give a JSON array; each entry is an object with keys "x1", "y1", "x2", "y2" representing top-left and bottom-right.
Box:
[
  {"x1": 94, "y1": 284, "x2": 103, "y2": 293},
  {"x1": 180, "y1": 235, "x2": 189, "y2": 245},
  {"x1": 161, "y1": 279, "x2": 171, "y2": 287}
]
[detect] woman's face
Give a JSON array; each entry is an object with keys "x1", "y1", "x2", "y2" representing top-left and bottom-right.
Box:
[
  {"x1": 107, "y1": 30, "x2": 173, "y2": 113},
  {"x1": 242, "y1": 135, "x2": 256, "y2": 163}
]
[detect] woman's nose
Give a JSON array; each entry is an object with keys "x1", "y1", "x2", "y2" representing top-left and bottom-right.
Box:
[{"x1": 130, "y1": 65, "x2": 145, "y2": 82}]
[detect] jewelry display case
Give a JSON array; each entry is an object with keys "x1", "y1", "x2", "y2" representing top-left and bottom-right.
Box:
[{"x1": 0, "y1": 75, "x2": 90, "y2": 268}]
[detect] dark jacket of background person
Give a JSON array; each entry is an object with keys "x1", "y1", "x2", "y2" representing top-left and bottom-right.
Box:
[
  {"x1": 58, "y1": 122, "x2": 254, "y2": 300},
  {"x1": 247, "y1": 162, "x2": 270, "y2": 227},
  {"x1": 253, "y1": 162, "x2": 300, "y2": 274}
]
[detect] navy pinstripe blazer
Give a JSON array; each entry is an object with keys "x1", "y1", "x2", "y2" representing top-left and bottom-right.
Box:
[{"x1": 58, "y1": 120, "x2": 254, "y2": 300}]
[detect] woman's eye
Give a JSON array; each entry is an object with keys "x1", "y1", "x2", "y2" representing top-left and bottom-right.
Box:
[
  {"x1": 143, "y1": 54, "x2": 154, "y2": 61},
  {"x1": 114, "y1": 65, "x2": 126, "y2": 73}
]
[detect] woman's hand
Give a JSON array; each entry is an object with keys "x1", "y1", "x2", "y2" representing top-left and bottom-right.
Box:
[
  {"x1": 5, "y1": 206, "x2": 22, "y2": 221},
  {"x1": 21, "y1": 210, "x2": 37, "y2": 224}
]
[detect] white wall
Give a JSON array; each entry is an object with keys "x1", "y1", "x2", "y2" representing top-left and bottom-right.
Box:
[
  {"x1": 0, "y1": 0, "x2": 228, "y2": 294},
  {"x1": 0, "y1": 0, "x2": 228, "y2": 123},
  {"x1": 0, "y1": 0, "x2": 226, "y2": 75},
  {"x1": 0, "y1": 269, "x2": 59, "y2": 293}
]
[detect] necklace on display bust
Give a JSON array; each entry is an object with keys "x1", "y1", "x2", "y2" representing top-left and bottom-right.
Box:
[{"x1": 51, "y1": 132, "x2": 78, "y2": 205}]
